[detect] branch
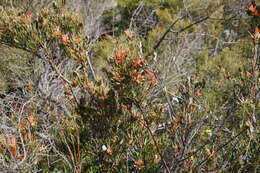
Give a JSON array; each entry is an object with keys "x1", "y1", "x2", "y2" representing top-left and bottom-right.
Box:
[
  {"x1": 153, "y1": 15, "x2": 210, "y2": 51},
  {"x1": 177, "y1": 16, "x2": 209, "y2": 33},
  {"x1": 41, "y1": 46, "x2": 80, "y2": 106},
  {"x1": 153, "y1": 3, "x2": 224, "y2": 51},
  {"x1": 153, "y1": 17, "x2": 182, "y2": 50},
  {"x1": 0, "y1": 40, "x2": 80, "y2": 106}
]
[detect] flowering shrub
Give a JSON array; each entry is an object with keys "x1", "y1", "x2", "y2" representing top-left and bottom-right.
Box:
[{"x1": 0, "y1": 1, "x2": 259, "y2": 172}]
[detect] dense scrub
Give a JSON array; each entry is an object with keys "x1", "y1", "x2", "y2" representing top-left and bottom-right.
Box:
[{"x1": 0, "y1": 0, "x2": 259, "y2": 172}]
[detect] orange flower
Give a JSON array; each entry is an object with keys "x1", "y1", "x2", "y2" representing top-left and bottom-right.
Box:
[
  {"x1": 248, "y1": 2, "x2": 259, "y2": 16},
  {"x1": 26, "y1": 13, "x2": 32, "y2": 18},
  {"x1": 61, "y1": 34, "x2": 69, "y2": 44},
  {"x1": 133, "y1": 57, "x2": 142, "y2": 68},
  {"x1": 195, "y1": 91, "x2": 201, "y2": 97},
  {"x1": 116, "y1": 50, "x2": 126, "y2": 64},
  {"x1": 248, "y1": 4, "x2": 256, "y2": 12},
  {"x1": 20, "y1": 121, "x2": 26, "y2": 129},
  {"x1": 147, "y1": 71, "x2": 154, "y2": 79},
  {"x1": 10, "y1": 147, "x2": 17, "y2": 157},
  {"x1": 27, "y1": 115, "x2": 36, "y2": 126},
  {"x1": 135, "y1": 159, "x2": 145, "y2": 169}
]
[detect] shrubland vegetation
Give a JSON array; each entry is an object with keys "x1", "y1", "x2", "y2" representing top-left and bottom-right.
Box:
[{"x1": 0, "y1": 0, "x2": 259, "y2": 172}]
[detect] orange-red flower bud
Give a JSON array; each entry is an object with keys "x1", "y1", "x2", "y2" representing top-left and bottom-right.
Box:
[
  {"x1": 116, "y1": 50, "x2": 125, "y2": 64},
  {"x1": 61, "y1": 34, "x2": 69, "y2": 44},
  {"x1": 27, "y1": 115, "x2": 36, "y2": 126},
  {"x1": 195, "y1": 91, "x2": 201, "y2": 97},
  {"x1": 20, "y1": 121, "x2": 26, "y2": 129},
  {"x1": 133, "y1": 57, "x2": 142, "y2": 68},
  {"x1": 26, "y1": 13, "x2": 32, "y2": 18}
]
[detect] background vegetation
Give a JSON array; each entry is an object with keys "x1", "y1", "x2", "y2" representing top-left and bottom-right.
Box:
[{"x1": 0, "y1": 0, "x2": 259, "y2": 172}]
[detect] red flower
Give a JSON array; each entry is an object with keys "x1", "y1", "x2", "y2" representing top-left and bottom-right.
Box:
[
  {"x1": 26, "y1": 13, "x2": 32, "y2": 18},
  {"x1": 248, "y1": 2, "x2": 259, "y2": 16},
  {"x1": 147, "y1": 71, "x2": 154, "y2": 79},
  {"x1": 27, "y1": 115, "x2": 36, "y2": 126},
  {"x1": 61, "y1": 34, "x2": 69, "y2": 44},
  {"x1": 20, "y1": 121, "x2": 26, "y2": 129},
  {"x1": 116, "y1": 50, "x2": 125, "y2": 64},
  {"x1": 248, "y1": 4, "x2": 255, "y2": 12},
  {"x1": 133, "y1": 57, "x2": 142, "y2": 68},
  {"x1": 195, "y1": 91, "x2": 201, "y2": 97},
  {"x1": 10, "y1": 147, "x2": 17, "y2": 157}
]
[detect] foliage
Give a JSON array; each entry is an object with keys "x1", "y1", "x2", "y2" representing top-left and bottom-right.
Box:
[{"x1": 0, "y1": 0, "x2": 259, "y2": 173}]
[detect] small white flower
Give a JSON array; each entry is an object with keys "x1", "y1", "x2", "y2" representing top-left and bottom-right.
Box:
[{"x1": 102, "y1": 145, "x2": 107, "y2": 151}]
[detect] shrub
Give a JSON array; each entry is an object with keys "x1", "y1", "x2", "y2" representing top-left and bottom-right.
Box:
[{"x1": 0, "y1": 1, "x2": 259, "y2": 172}]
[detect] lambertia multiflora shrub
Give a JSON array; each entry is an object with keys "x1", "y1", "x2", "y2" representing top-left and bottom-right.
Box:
[{"x1": 0, "y1": 1, "x2": 259, "y2": 172}]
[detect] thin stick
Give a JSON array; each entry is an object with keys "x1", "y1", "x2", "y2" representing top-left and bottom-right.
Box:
[{"x1": 86, "y1": 51, "x2": 97, "y2": 82}]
